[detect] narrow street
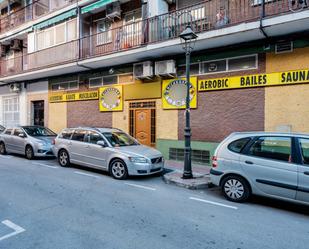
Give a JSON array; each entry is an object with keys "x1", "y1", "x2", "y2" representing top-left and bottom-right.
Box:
[{"x1": 0, "y1": 155, "x2": 308, "y2": 249}]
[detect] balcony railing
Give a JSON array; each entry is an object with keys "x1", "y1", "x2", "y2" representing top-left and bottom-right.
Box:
[
  {"x1": 0, "y1": 0, "x2": 78, "y2": 34},
  {"x1": 0, "y1": 0, "x2": 307, "y2": 77}
]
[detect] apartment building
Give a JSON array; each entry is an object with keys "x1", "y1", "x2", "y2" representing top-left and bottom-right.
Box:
[{"x1": 0, "y1": 0, "x2": 308, "y2": 164}]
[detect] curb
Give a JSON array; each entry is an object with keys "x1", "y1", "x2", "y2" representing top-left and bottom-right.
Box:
[{"x1": 162, "y1": 171, "x2": 212, "y2": 190}]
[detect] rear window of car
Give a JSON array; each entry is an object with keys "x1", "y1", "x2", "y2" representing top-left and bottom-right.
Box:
[
  {"x1": 59, "y1": 129, "x2": 73, "y2": 140},
  {"x1": 228, "y1": 137, "x2": 251, "y2": 153},
  {"x1": 299, "y1": 138, "x2": 309, "y2": 165}
]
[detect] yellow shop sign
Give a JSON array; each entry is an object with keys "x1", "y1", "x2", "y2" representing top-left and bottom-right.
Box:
[
  {"x1": 198, "y1": 69, "x2": 309, "y2": 91},
  {"x1": 99, "y1": 85, "x2": 123, "y2": 112},
  {"x1": 49, "y1": 91, "x2": 99, "y2": 103},
  {"x1": 162, "y1": 77, "x2": 197, "y2": 110}
]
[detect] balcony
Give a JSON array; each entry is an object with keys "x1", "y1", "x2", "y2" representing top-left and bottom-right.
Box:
[
  {"x1": 0, "y1": 0, "x2": 308, "y2": 81},
  {"x1": 0, "y1": 0, "x2": 78, "y2": 35}
]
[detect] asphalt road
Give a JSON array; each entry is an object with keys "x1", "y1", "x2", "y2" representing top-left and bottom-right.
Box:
[{"x1": 0, "y1": 155, "x2": 308, "y2": 249}]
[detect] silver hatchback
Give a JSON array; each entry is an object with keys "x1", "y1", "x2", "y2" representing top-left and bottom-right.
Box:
[
  {"x1": 210, "y1": 132, "x2": 309, "y2": 205},
  {"x1": 52, "y1": 127, "x2": 164, "y2": 179}
]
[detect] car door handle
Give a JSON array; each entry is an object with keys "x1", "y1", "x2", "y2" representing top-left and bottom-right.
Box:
[
  {"x1": 245, "y1": 160, "x2": 254, "y2": 165},
  {"x1": 304, "y1": 171, "x2": 309, "y2": 176},
  {"x1": 85, "y1": 145, "x2": 90, "y2": 148},
  {"x1": 68, "y1": 142, "x2": 72, "y2": 146}
]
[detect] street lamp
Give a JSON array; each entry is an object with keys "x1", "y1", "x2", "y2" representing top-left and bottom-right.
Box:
[{"x1": 179, "y1": 25, "x2": 198, "y2": 179}]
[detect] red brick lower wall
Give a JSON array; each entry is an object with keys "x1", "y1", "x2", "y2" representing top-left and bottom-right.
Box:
[
  {"x1": 67, "y1": 100, "x2": 112, "y2": 128},
  {"x1": 178, "y1": 88, "x2": 265, "y2": 142}
]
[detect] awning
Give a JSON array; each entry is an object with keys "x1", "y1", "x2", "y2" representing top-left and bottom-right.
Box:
[
  {"x1": 33, "y1": 9, "x2": 77, "y2": 30},
  {"x1": 81, "y1": 0, "x2": 116, "y2": 14},
  {"x1": 0, "y1": 26, "x2": 33, "y2": 44}
]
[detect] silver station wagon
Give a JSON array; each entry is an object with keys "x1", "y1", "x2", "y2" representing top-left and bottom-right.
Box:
[
  {"x1": 0, "y1": 126, "x2": 56, "y2": 159},
  {"x1": 52, "y1": 127, "x2": 164, "y2": 179},
  {"x1": 210, "y1": 132, "x2": 309, "y2": 205}
]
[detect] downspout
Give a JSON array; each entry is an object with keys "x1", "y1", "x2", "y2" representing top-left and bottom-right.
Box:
[{"x1": 259, "y1": 0, "x2": 269, "y2": 39}]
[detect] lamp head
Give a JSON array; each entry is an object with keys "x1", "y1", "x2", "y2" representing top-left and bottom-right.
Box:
[{"x1": 180, "y1": 25, "x2": 198, "y2": 41}]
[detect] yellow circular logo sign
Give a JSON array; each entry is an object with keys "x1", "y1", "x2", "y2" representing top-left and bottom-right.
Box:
[
  {"x1": 101, "y1": 87, "x2": 122, "y2": 110},
  {"x1": 163, "y1": 80, "x2": 195, "y2": 107}
]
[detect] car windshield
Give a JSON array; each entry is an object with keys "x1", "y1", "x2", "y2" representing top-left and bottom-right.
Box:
[
  {"x1": 103, "y1": 132, "x2": 139, "y2": 147},
  {"x1": 23, "y1": 127, "x2": 56, "y2": 137}
]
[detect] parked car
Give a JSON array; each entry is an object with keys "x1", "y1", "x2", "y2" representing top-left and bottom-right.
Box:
[
  {"x1": 210, "y1": 132, "x2": 309, "y2": 205},
  {"x1": 0, "y1": 125, "x2": 5, "y2": 133},
  {"x1": 53, "y1": 127, "x2": 164, "y2": 180},
  {"x1": 0, "y1": 126, "x2": 57, "y2": 159}
]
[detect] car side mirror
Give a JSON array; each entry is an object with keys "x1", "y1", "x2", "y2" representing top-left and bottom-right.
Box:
[
  {"x1": 97, "y1": 140, "x2": 107, "y2": 147},
  {"x1": 18, "y1": 133, "x2": 26, "y2": 138}
]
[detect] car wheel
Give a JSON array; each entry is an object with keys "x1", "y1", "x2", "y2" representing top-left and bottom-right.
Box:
[
  {"x1": 58, "y1": 150, "x2": 70, "y2": 167},
  {"x1": 109, "y1": 159, "x2": 128, "y2": 180},
  {"x1": 0, "y1": 142, "x2": 7, "y2": 155},
  {"x1": 221, "y1": 175, "x2": 250, "y2": 203},
  {"x1": 25, "y1": 145, "x2": 34, "y2": 160}
]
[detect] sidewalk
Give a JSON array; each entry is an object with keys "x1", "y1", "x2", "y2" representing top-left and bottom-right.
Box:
[{"x1": 163, "y1": 160, "x2": 212, "y2": 190}]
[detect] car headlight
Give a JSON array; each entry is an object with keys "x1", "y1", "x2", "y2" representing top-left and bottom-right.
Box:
[
  {"x1": 129, "y1": 157, "x2": 148, "y2": 163},
  {"x1": 37, "y1": 141, "x2": 46, "y2": 146}
]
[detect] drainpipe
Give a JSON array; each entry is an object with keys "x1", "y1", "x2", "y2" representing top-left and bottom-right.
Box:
[{"x1": 259, "y1": 0, "x2": 269, "y2": 39}]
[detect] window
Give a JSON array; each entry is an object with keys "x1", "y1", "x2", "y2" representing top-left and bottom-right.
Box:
[
  {"x1": 89, "y1": 77, "x2": 103, "y2": 88},
  {"x1": 103, "y1": 75, "x2": 118, "y2": 85},
  {"x1": 88, "y1": 131, "x2": 103, "y2": 144},
  {"x1": 299, "y1": 138, "x2": 309, "y2": 165},
  {"x1": 97, "y1": 20, "x2": 112, "y2": 45},
  {"x1": 177, "y1": 63, "x2": 200, "y2": 76},
  {"x1": 4, "y1": 129, "x2": 12, "y2": 135},
  {"x1": 228, "y1": 55, "x2": 257, "y2": 71},
  {"x1": 71, "y1": 130, "x2": 87, "y2": 142},
  {"x1": 32, "y1": 19, "x2": 77, "y2": 52},
  {"x1": 248, "y1": 137, "x2": 292, "y2": 162},
  {"x1": 124, "y1": 10, "x2": 142, "y2": 39},
  {"x1": 13, "y1": 128, "x2": 24, "y2": 137},
  {"x1": 55, "y1": 23, "x2": 66, "y2": 44},
  {"x1": 3, "y1": 96, "x2": 19, "y2": 128},
  {"x1": 228, "y1": 138, "x2": 251, "y2": 153},
  {"x1": 51, "y1": 81, "x2": 78, "y2": 91},
  {"x1": 103, "y1": 132, "x2": 139, "y2": 147},
  {"x1": 59, "y1": 129, "x2": 73, "y2": 140},
  {"x1": 202, "y1": 60, "x2": 226, "y2": 74}
]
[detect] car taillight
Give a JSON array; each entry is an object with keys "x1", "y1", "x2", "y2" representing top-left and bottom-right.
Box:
[
  {"x1": 52, "y1": 139, "x2": 55, "y2": 145},
  {"x1": 212, "y1": 156, "x2": 218, "y2": 168}
]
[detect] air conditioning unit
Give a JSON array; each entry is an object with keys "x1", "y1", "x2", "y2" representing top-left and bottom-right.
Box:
[
  {"x1": 10, "y1": 39, "x2": 22, "y2": 51},
  {"x1": 9, "y1": 83, "x2": 21, "y2": 93},
  {"x1": 106, "y1": 1, "x2": 121, "y2": 20},
  {"x1": 133, "y1": 61, "x2": 153, "y2": 79},
  {"x1": 155, "y1": 60, "x2": 176, "y2": 77}
]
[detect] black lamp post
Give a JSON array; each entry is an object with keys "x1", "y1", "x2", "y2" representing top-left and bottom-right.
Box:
[{"x1": 179, "y1": 25, "x2": 198, "y2": 179}]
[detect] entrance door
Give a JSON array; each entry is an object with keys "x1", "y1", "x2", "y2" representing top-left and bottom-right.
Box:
[
  {"x1": 135, "y1": 109, "x2": 151, "y2": 146},
  {"x1": 32, "y1": 101, "x2": 44, "y2": 126}
]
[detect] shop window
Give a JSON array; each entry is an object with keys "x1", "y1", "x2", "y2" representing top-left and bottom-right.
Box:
[
  {"x1": 228, "y1": 55, "x2": 257, "y2": 71},
  {"x1": 96, "y1": 20, "x2": 112, "y2": 45},
  {"x1": 89, "y1": 77, "x2": 103, "y2": 88},
  {"x1": 177, "y1": 63, "x2": 200, "y2": 76},
  {"x1": 202, "y1": 60, "x2": 226, "y2": 74},
  {"x1": 3, "y1": 96, "x2": 19, "y2": 128},
  {"x1": 51, "y1": 81, "x2": 78, "y2": 91}
]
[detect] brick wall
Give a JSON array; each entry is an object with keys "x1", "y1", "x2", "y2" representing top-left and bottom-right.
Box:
[
  {"x1": 178, "y1": 53, "x2": 266, "y2": 142},
  {"x1": 67, "y1": 100, "x2": 112, "y2": 128}
]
